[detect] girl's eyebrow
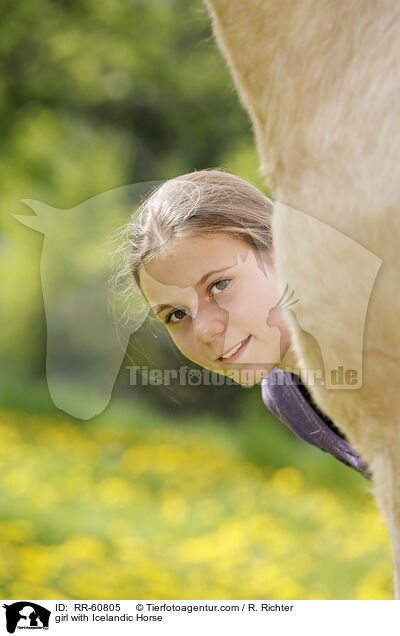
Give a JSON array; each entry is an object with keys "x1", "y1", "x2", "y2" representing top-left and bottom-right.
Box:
[
  {"x1": 196, "y1": 266, "x2": 231, "y2": 288},
  {"x1": 153, "y1": 266, "x2": 232, "y2": 315},
  {"x1": 153, "y1": 303, "x2": 174, "y2": 316}
]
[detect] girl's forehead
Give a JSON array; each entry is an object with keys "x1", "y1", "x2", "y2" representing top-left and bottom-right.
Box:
[
  {"x1": 167, "y1": 232, "x2": 247, "y2": 254},
  {"x1": 141, "y1": 233, "x2": 260, "y2": 284}
]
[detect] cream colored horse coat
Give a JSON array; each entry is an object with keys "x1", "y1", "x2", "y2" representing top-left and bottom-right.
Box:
[{"x1": 204, "y1": 0, "x2": 400, "y2": 597}]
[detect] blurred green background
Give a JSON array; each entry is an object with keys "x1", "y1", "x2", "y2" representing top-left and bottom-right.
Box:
[{"x1": 0, "y1": 0, "x2": 392, "y2": 599}]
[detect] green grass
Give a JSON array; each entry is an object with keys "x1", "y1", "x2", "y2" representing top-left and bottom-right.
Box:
[{"x1": 0, "y1": 388, "x2": 392, "y2": 600}]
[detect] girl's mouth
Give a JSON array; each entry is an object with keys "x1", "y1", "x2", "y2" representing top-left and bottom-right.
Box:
[{"x1": 217, "y1": 335, "x2": 251, "y2": 362}]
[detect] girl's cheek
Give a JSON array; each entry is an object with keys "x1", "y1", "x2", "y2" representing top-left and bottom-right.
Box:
[
  {"x1": 215, "y1": 298, "x2": 237, "y2": 320},
  {"x1": 214, "y1": 282, "x2": 239, "y2": 309},
  {"x1": 173, "y1": 339, "x2": 191, "y2": 360},
  {"x1": 174, "y1": 331, "x2": 194, "y2": 356}
]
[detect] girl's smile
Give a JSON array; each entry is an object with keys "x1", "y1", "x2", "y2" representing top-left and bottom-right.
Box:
[
  {"x1": 139, "y1": 233, "x2": 291, "y2": 385},
  {"x1": 218, "y1": 334, "x2": 252, "y2": 362}
]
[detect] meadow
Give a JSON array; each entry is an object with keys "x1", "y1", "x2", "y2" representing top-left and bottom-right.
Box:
[{"x1": 0, "y1": 384, "x2": 392, "y2": 600}]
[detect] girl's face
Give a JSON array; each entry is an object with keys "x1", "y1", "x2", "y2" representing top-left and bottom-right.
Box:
[{"x1": 139, "y1": 233, "x2": 291, "y2": 385}]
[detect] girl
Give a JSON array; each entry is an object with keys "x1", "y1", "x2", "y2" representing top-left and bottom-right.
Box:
[{"x1": 116, "y1": 168, "x2": 370, "y2": 479}]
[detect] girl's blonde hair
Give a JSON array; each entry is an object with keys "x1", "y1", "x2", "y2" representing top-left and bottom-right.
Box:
[{"x1": 111, "y1": 168, "x2": 274, "y2": 326}]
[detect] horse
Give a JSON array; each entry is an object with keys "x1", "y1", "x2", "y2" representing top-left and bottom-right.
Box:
[{"x1": 204, "y1": 0, "x2": 400, "y2": 597}]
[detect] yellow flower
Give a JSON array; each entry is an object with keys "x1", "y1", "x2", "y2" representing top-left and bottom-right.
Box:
[
  {"x1": 161, "y1": 496, "x2": 188, "y2": 527},
  {"x1": 270, "y1": 467, "x2": 304, "y2": 495},
  {"x1": 97, "y1": 477, "x2": 134, "y2": 506}
]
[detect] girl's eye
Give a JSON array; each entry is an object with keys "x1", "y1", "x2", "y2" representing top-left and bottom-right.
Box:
[
  {"x1": 165, "y1": 308, "x2": 187, "y2": 324},
  {"x1": 164, "y1": 279, "x2": 231, "y2": 324},
  {"x1": 210, "y1": 278, "x2": 230, "y2": 295}
]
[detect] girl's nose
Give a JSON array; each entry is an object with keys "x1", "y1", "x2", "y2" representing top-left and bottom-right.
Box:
[{"x1": 193, "y1": 301, "x2": 227, "y2": 344}]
